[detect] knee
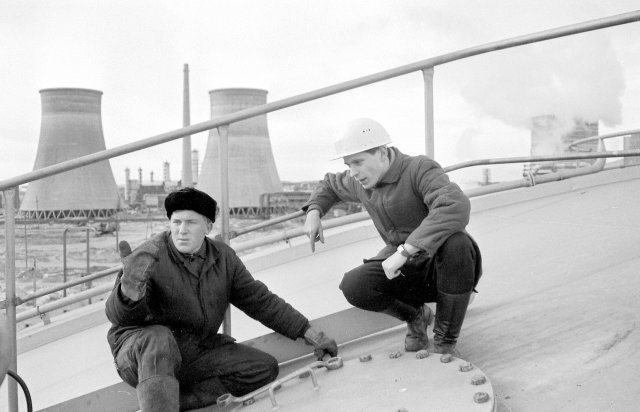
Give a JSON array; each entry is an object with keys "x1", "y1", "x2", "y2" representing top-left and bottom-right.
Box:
[
  {"x1": 263, "y1": 354, "x2": 279, "y2": 382},
  {"x1": 137, "y1": 325, "x2": 180, "y2": 357},
  {"x1": 135, "y1": 325, "x2": 181, "y2": 379},
  {"x1": 339, "y1": 270, "x2": 365, "y2": 306},
  {"x1": 437, "y1": 232, "x2": 474, "y2": 262}
]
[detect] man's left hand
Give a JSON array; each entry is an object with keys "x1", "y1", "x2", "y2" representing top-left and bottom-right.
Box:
[
  {"x1": 304, "y1": 327, "x2": 338, "y2": 360},
  {"x1": 382, "y1": 252, "x2": 407, "y2": 279}
]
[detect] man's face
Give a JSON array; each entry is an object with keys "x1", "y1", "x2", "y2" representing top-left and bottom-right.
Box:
[
  {"x1": 343, "y1": 149, "x2": 388, "y2": 189},
  {"x1": 170, "y1": 210, "x2": 211, "y2": 254}
]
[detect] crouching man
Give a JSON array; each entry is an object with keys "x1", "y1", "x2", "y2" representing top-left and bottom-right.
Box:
[{"x1": 106, "y1": 187, "x2": 337, "y2": 411}]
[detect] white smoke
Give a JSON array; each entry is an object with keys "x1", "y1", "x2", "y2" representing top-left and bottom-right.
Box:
[{"x1": 461, "y1": 30, "x2": 625, "y2": 135}]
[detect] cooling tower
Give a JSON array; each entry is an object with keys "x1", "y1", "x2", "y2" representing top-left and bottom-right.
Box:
[
  {"x1": 198, "y1": 88, "x2": 282, "y2": 215},
  {"x1": 20, "y1": 88, "x2": 120, "y2": 219}
]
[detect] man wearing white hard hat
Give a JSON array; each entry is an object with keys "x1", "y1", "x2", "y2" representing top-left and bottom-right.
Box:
[{"x1": 302, "y1": 118, "x2": 482, "y2": 356}]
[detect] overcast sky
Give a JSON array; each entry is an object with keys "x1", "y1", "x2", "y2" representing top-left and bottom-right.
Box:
[{"x1": 1, "y1": 0, "x2": 639, "y2": 187}]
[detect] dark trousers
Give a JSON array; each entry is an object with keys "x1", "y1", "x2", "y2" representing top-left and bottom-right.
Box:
[
  {"x1": 339, "y1": 232, "x2": 480, "y2": 311},
  {"x1": 114, "y1": 325, "x2": 278, "y2": 411}
]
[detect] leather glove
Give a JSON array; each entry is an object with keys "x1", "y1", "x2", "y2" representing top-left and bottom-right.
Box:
[
  {"x1": 303, "y1": 327, "x2": 338, "y2": 360},
  {"x1": 118, "y1": 240, "x2": 159, "y2": 302}
]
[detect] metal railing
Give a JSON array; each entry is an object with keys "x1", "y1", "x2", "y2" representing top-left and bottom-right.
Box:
[
  {"x1": 2, "y1": 10, "x2": 640, "y2": 411},
  {"x1": 4, "y1": 135, "x2": 640, "y2": 323}
]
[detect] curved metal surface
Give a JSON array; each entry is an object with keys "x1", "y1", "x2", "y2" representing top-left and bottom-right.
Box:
[
  {"x1": 221, "y1": 351, "x2": 494, "y2": 412},
  {"x1": 4, "y1": 166, "x2": 640, "y2": 411}
]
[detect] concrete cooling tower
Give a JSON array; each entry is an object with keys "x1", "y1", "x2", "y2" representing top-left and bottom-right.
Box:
[
  {"x1": 20, "y1": 88, "x2": 120, "y2": 219},
  {"x1": 198, "y1": 88, "x2": 282, "y2": 215}
]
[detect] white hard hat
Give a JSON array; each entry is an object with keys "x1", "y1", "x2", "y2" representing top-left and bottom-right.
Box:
[{"x1": 333, "y1": 118, "x2": 392, "y2": 159}]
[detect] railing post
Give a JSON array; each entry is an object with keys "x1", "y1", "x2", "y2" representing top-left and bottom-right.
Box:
[
  {"x1": 3, "y1": 187, "x2": 19, "y2": 412},
  {"x1": 86, "y1": 228, "x2": 92, "y2": 304},
  {"x1": 422, "y1": 67, "x2": 435, "y2": 158},
  {"x1": 63, "y1": 228, "x2": 68, "y2": 297},
  {"x1": 217, "y1": 125, "x2": 232, "y2": 335}
]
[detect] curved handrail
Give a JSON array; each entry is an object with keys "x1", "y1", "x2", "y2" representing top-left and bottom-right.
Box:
[{"x1": 8, "y1": 146, "x2": 640, "y2": 322}]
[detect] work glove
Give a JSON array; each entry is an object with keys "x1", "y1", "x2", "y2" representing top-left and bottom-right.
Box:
[
  {"x1": 118, "y1": 240, "x2": 159, "y2": 302},
  {"x1": 303, "y1": 327, "x2": 338, "y2": 360}
]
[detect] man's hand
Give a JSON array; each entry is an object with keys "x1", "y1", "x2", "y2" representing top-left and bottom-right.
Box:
[
  {"x1": 303, "y1": 210, "x2": 324, "y2": 252},
  {"x1": 304, "y1": 327, "x2": 338, "y2": 360},
  {"x1": 119, "y1": 240, "x2": 159, "y2": 302},
  {"x1": 382, "y1": 252, "x2": 407, "y2": 280}
]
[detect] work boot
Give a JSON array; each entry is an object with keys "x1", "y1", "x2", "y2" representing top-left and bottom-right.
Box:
[
  {"x1": 382, "y1": 300, "x2": 433, "y2": 352},
  {"x1": 433, "y1": 291, "x2": 472, "y2": 357},
  {"x1": 137, "y1": 375, "x2": 180, "y2": 412},
  {"x1": 405, "y1": 304, "x2": 434, "y2": 352}
]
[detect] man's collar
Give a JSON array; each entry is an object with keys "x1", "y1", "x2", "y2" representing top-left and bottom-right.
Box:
[{"x1": 376, "y1": 147, "x2": 403, "y2": 186}]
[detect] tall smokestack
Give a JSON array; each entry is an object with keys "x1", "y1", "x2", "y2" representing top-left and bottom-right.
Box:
[
  {"x1": 198, "y1": 88, "x2": 282, "y2": 214},
  {"x1": 181, "y1": 64, "x2": 193, "y2": 187},
  {"x1": 138, "y1": 167, "x2": 143, "y2": 184},
  {"x1": 124, "y1": 167, "x2": 131, "y2": 202},
  {"x1": 191, "y1": 149, "x2": 199, "y2": 184},
  {"x1": 163, "y1": 161, "x2": 171, "y2": 182},
  {"x1": 20, "y1": 88, "x2": 120, "y2": 219}
]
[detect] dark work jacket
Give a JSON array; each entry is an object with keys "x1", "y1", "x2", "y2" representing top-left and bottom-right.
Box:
[
  {"x1": 303, "y1": 147, "x2": 481, "y2": 271},
  {"x1": 105, "y1": 232, "x2": 310, "y2": 356}
]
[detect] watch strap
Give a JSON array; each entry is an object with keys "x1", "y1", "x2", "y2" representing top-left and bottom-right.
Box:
[{"x1": 397, "y1": 244, "x2": 411, "y2": 257}]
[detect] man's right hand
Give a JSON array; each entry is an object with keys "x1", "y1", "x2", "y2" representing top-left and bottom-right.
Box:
[
  {"x1": 118, "y1": 240, "x2": 159, "y2": 302},
  {"x1": 303, "y1": 209, "x2": 324, "y2": 252},
  {"x1": 304, "y1": 327, "x2": 338, "y2": 360}
]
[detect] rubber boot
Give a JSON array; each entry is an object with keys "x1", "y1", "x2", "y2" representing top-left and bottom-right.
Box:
[
  {"x1": 137, "y1": 375, "x2": 180, "y2": 412},
  {"x1": 382, "y1": 300, "x2": 434, "y2": 352},
  {"x1": 433, "y1": 291, "x2": 472, "y2": 356}
]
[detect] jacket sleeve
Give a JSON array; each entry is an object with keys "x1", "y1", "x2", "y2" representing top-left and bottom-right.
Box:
[
  {"x1": 301, "y1": 171, "x2": 361, "y2": 215},
  {"x1": 226, "y1": 249, "x2": 309, "y2": 340},
  {"x1": 405, "y1": 158, "x2": 470, "y2": 257}
]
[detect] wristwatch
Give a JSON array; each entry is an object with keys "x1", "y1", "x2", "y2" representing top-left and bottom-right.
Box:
[{"x1": 397, "y1": 244, "x2": 411, "y2": 257}]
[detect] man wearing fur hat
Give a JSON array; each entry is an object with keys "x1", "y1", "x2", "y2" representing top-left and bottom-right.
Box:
[{"x1": 106, "y1": 187, "x2": 337, "y2": 412}]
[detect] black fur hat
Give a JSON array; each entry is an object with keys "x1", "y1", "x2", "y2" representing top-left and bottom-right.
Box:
[{"x1": 165, "y1": 187, "x2": 218, "y2": 223}]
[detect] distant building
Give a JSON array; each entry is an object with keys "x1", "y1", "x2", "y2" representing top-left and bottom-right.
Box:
[
  {"x1": 123, "y1": 167, "x2": 167, "y2": 210},
  {"x1": 624, "y1": 132, "x2": 640, "y2": 166},
  {"x1": 525, "y1": 116, "x2": 599, "y2": 175}
]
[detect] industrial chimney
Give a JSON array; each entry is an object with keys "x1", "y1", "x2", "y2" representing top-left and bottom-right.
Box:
[
  {"x1": 163, "y1": 161, "x2": 171, "y2": 182},
  {"x1": 20, "y1": 88, "x2": 120, "y2": 219},
  {"x1": 124, "y1": 167, "x2": 131, "y2": 202},
  {"x1": 191, "y1": 149, "x2": 199, "y2": 185},
  {"x1": 181, "y1": 64, "x2": 193, "y2": 187},
  {"x1": 198, "y1": 88, "x2": 282, "y2": 215}
]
